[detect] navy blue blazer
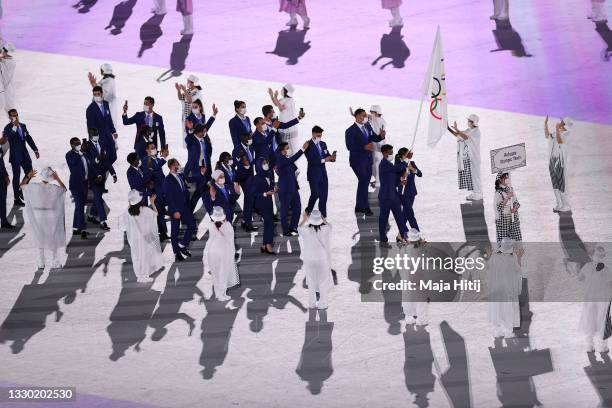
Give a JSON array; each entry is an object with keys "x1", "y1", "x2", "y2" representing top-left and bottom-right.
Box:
[
  {"x1": 83, "y1": 140, "x2": 116, "y2": 180},
  {"x1": 122, "y1": 111, "x2": 166, "y2": 149},
  {"x1": 203, "y1": 182, "x2": 239, "y2": 219},
  {"x1": 219, "y1": 164, "x2": 237, "y2": 186},
  {"x1": 65, "y1": 149, "x2": 90, "y2": 192},
  {"x1": 3, "y1": 122, "x2": 38, "y2": 165},
  {"x1": 304, "y1": 139, "x2": 330, "y2": 181},
  {"x1": 378, "y1": 160, "x2": 407, "y2": 200},
  {"x1": 345, "y1": 122, "x2": 383, "y2": 166},
  {"x1": 401, "y1": 161, "x2": 422, "y2": 197},
  {"x1": 264, "y1": 118, "x2": 300, "y2": 148},
  {"x1": 142, "y1": 156, "x2": 166, "y2": 194},
  {"x1": 185, "y1": 136, "x2": 213, "y2": 183},
  {"x1": 185, "y1": 114, "x2": 215, "y2": 149},
  {"x1": 0, "y1": 146, "x2": 8, "y2": 178},
  {"x1": 252, "y1": 130, "x2": 274, "y2": 162},
  {"x1": 164, "y1": 171, "x2": 205, "y2": 214},
  {"x1": 127, "y1": 165, "x2": 153, "y2": 194},
  {"x1": 232, "y1": 143, "x2": 255, "y2": 185},
  {"x1": 228, "y1": 115, "x2": 252, "y2": 147},
  {"x1": 86, "y1": 101, "x2": 116, "y2": 138},
  {"x1": 276, "y1": 150, "x2": 303, "y2": 194}
]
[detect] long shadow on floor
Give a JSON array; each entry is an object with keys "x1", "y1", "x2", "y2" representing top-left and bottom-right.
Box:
[
  {"x1": 266, "y1": 27, "x2": 311, "y2": 65},
  {"x1": 558, "y1": 211, "x2": 591, "y2": 269},
  {"x1": 0, "y1": 206, "x2": 25, "y2": 260},
  {"x1": 0, "y1": 231, "x2": 106, "y2": 354},
  {"x1": 491, "y1": 19, "x2": 532, "y2": 57},
  {"x1": 72, "y1": 0, "x2": 98, "y2": 13},
  {"x1": 138, "y1": 14, "x2": 165, "y2": 58},
  {"x1": 594, "y1": 21, "x2": 612, "y2": 61},
  {"x1": 439, "y1": 321, "x2": 472, "y2": 407},
  {"x1": 403, "y1": 323, "x2": 435, "y2": 408},
  {"x1": 584, "y1": 350, "x2": 612, "y2": 407},
  {"x1": 105, "y1": 0, "x2": 138, "y2": 35},
  {"x1": 372, "y1": 26, "x2": 410, "y2": 70},
  {"x1": 296, "y1": 308, "x2": 334, "y2": 395},
  {"x1": 157, "y1": 34, "x2": 194, "y2": 82}
]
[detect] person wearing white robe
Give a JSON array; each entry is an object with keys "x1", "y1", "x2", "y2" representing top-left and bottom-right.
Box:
[
  {"x1": 298, "y1": 210, "x2": 332, "y2": 309},
  {"x1": 578, "y1": 243, "x2": 612, "y2": 352},
  {"x1": 449, "y1": 114, "x2": 482, "y2": 201},
  {"x1": 202, "y1": 206, "x2": 239, "y2": 301},
  {"x1": 0, "y1": 41, "x2": 16, "y2": 113},
  {"x1": 269, "y1": 84, "x2": 301, "y2": 153},
  {"x1": 123, "y1": 190, "x2": 164, "y2": 283},
  {"x1": 21, "y1": 167, "x2": 67, "y2": 270},
  {"x1": 544, "y1": 115, "x2": 573, "y2": 213},
  {"x1": 176, "y1": 75, "x2": 203, "y2": 147},
  {"x1": 369, "y1": 105, "x2": 387, "y2": 188},
  {"x1": 487, "y1": 238, "x2": 522, "y2": 338},
  {"x1": 89, "y1": 63, "x2": 118, "y2": 130}
]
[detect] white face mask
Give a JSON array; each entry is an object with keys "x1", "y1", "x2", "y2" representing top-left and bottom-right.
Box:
[
  {"x1": 217, "y1": 177, "x2": 225, "y2": 186},
  {"x1": 314, "y1": 137, "x2": 322, "y2": 143},
  {"x1": 91, "y1": 136, "x2": 100, "y2": 143},
  {"x1": 227, "y1": 159, "x2": 234, "y2": 166},
  {"x1": 192, "y1": 108, "x2": 200, "y2": 115},
  {"x1": 262, "y1": 164, "x2": 269, "y2": 171},
  {"x1": 246, "y1": 139, "x2": 253, "y2": 146},
  {"x1": 362, "y1": 117, "x2": 369, "y2": 124},
  {"x1": 387, "y1": 156, "x2": 394, "y2": 163},
  {"x1": 11, "y1": 116, "x2": 17, "y2": 123},
  {"x1": 143, "y1": 105, "x2": 150, "y2": 112},
  {"x1": 74, "y1": 144, "x2": 82, "y2": 152},
  {"x1": 176, "y1": 166, "x2": 183, "y2": 173},
  {"x1": 284, "y1": 148, "x2": 293, "y2": 156},
  {"x1": 94, "y1": 96, "x2": 103, "y2": 103},
  {"x1": 262, "y1": 124, "x2": 268, "y2": 132},
  {"x1": 403, "y1": 158, "x2": 410, "y2": 163},
  {"x1": 238, "y1": 108, "x2": 247, "y2": 116},
  {"x1": 150, "y1": 149, "x2": 158, "y2": 156}
]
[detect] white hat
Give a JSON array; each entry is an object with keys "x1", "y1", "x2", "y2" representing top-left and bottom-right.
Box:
[
  {"x1": 497, "y1": 238, "x2": 514, "y2": 254},
  {"x1": 210, "y1": 206, "x2": 226, "y2": 222},
  {"x1": 467, "y1": 114, "x2": 480, "y2": 126},
  {"x1": 370, "y1": 105, "x2": 383, "y2": 115},
  {"x1": 562, "y1": 117, "x2": 574, "y2": 129},
  {"x1": 212, "y1": 169, "x2": 224, "y2": 181},
  {"x1": 41, "y1": 167, "x2": 54, "y2": 183},
  {"x1": 307, "y1": 210, "x2": 324, "y2": 226},
  {"x1": 100, "y1": 63, "x2": 113, "y2": 75},
  {"x1": 2, "y1": 42, "x2": 16, "y2": 52},
  {"x1": 187, "y1": 74, "x2": 200, "y2": 86},
  {"x1": 283, "y1": 83, "x2": 295, "y2": 97},
  {"x1": 128, "y1": 189, "x2": 143, "y2": 206}
]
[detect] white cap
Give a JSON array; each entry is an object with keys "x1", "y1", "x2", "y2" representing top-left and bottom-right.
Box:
[
  {"x1": 187, "y1": 74, "x2": 200, "y2": 86},
  {"x1": 370, "y1": 105, "x2": 382, "y2": 115},
  {"x1": 467, "y1": 114, "x2": 480, "y2": 126},
  {"x1": 128, "y1": 189, "x2": 143, "y2": 206},
  {"x1": 562, "y1": 117, "x2": 574, "y2": 129},
  {"x1": 283, "y1": 83, "x2": 295, "y2": 97},
  {"x1": 210, "y1": 206, "x2": 226, "y2": 222},
  {"x1": 307, "y1": 210, "x2": 324, "y2": 226},
  {"x1": 212, "y1": 169, "x2": 224, "y2": 181},
  {"x1": 41, "y1": 167, "x2": 54, "y2": 183},
  {"x1": 497, "y1": 238, "x2": 514, "y2": 254},
  {"x1": 100, "y1": 63, "x2": 113, "y2": 74}
]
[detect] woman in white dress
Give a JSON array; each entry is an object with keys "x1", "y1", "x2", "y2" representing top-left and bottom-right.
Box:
[
  {"x1": 176, "y1": 74, "x2": 203, "y2": 146},
  {"x1": 20, "y1": 167, "x2": 67, "y2": 270},
  {"x1": 268, "y1": 83, "x2": 301, "y2": 153},
  {"x1": 578, "y1": 243, "x2": 612, "y2": 352},
  {"x1": 544, "y1": 115, "x2": 573, "y2": 213},
  {"x1": 202, "y1": 206, "x2": 239, "y2": 301},
  {"x1": 298, "y1": 210, "x2": 332, "y2": 309},
  {"x1": 448, "y1": 114, "x2": 482, "y2": 201},
  {"x1": 123, "y1": 189, "x2": 164, "y2": 283},
  {"x1": 0, "y1": 41, "x2": 16, "y2": 113},
  {"x1": 88, "y1": 63, "x2": 118, "y2": 128},
  {"x1": 487, "y1": 238, "x2": 522, "y2": 338}
]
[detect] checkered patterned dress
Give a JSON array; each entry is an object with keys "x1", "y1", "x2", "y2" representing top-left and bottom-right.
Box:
[
  {"x1": 458, "y1": 156, "x2": 474, "y2": 190},
  {"x1": 495, "y1": 188, "x2": 522, "y2": 242},
  {"x1": 549, "y1": 154, "x2": 565, "y2": 192}
]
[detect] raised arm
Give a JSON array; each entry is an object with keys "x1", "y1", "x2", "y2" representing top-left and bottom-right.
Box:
[{"x1": 544, "y1": 115, "x2": 552, "y2": 139}]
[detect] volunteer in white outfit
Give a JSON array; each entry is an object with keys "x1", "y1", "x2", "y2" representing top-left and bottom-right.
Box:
[
  {"x1": 298, "y1": 210, "x2": 333, "y2": 309},
  {"x1": 176, "y1": 74, "x2": 203, "y2": 146},
  {"x1": 577, "y1": 243, "x2": 612, "y2": 352},
  {"x1": 487, "y1": 238, "x2": 522, "y2": 338},
  {"x1": 588, "y1": 0, "x2": 608, "y2": 22},
  {"x1": 0, "y1": 41, "x2": 16, "y2": 113},
  {"x1": 490, "y1": 0, "x2": 509, "y2": 20},
  {"x1": 369, "y1": 105, "x2": 386, "y2": 188},
  {"x1": 202, "y1": 206, "x2": 240, "y2": 301},
  {"x1": 448, "y1": 114, "x2": 482, "y2": 201},
  {"x1": 20, "y1": 167, "x2": 67, "y2": 270},
  {"x1": 123, "y1": 189, "x2": 164, "y2": 283},
  {"x1": 544, "y1": 115, "x2": 573, "y2": 213},
  {"x1": 269, "y1": 83, "x2": 301, "y2": 153},
  {"x1": 89, "y1": 63, "x2": 118, "y2": 130}
]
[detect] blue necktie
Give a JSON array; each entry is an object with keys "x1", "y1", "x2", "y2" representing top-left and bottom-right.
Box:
[
  {"x1": 17, "y1": 126, "x2": 24, "y2": 141},
  {"x1": 221, "y1": 187, "x2": 229, "y2": 200},
  {"x1": 200, "y1": 140, "x2": 207, "y2": 166},
  {"x1": 246, "y1": 147, "x2": 253, "y2": 163},
  {"x1": 177, "y1": 175, "x2": 184, "y2": 192},
  {"x1": 316, "y1": 142, "x2": 323, "y2": 159},
  {"x1": 99, "y1": 104, "x2": 105, "y2": 116},
  {"x1": 361, "y1": 125, "x2": 368, "y2": 142},
  {"x1": 95, "y1": 143, "x2": 100, "y2": 155},
  {"x1": 145, "y1": 113, "x2": 151, "y2": 126}
]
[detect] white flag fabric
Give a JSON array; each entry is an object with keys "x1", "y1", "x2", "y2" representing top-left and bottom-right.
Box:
[{"x1": 421, "y1": 26, "x2": 448, "y2": 147}]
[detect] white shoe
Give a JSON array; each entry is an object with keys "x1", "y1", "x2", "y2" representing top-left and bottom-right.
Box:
[
  {"x1": 37, "y1": 263, "x2": 45, "y2": 270},
  {"x1": 50, "y1": 261, "x2": 62, "y2": 270},
  {"x1": 490, "y1": 14, "x2": 499, "y2": 20},
  {"x1": 415, "y1": 316, "x2": 428, "y2": 326},
  {"x1": 558, "y1": 206, "x2": 572, "y2": 213},
  {"x1": 586, "y1": 338, "x2": 595, "y2": 352},
  {"x1": 503, "y1": 329, "x2": 515, "y2": 338},
  {"x1": 466, "y1": 193, "x2": 483, "y2": 201},
  {"x1": 302, "y1": 16, "x2": 310, "y2": 29},
  {"x1": 496, "y1": 13, "x2": 509, "y2": 20},
  {"x1": 286, "y1": 17, "x2": 298, "y2": 27},
  {"x1": 389, "y1": 17, "x2": 403, "y2": 27},
  {"x1": 405, "y1": 315, "x2": 416, "y2": 325},
  {"x1": 151, "y1": 7, "x2": 167, "y2": 15},
  {"x1": 316, "y1": 303, "x2": 328, "y2": 310},
  {"x1": 217, "y1": 295, "x2": 231, "y2": 301}
]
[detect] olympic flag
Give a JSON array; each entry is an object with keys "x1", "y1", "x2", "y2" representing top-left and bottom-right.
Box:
[{"x1": 421, "y1": 26, "x2": 447, "y2": 147}]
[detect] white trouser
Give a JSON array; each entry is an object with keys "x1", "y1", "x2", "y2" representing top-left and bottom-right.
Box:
[
  {"x1": 38, "y1": 248, "x2": 57, "y2": 268},
  {"x1": 372, "y1": 151, "x2": 383, "y2": 186},
  {"x1": 471, "y1": 162, "x2": 482, "y2": 196},
  {"x1": 492, "y1": 0, "x2": 509, "y2": 19},
  {"x1": 0, "y1": 85, "x2": 15, "y2": 113},
  {"x1": 152, "y1": 0, "x2": 166, "y2": 12}
]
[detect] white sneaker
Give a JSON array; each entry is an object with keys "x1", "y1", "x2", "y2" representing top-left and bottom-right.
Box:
[
  {"x1": 586, "y1": 338, "x2": 595, "y2": 352},
  {"x1": 405, "y1": 315, "x2": 416, "y2": 325},
  {"x1": 415, "y1": 316, "x2": 428, "y2": 326},
  {"x1": 286, "y1": 17, "x2": 298, "y2": 27},
  {"x1": 37, "y1": 263, "x2": 45, "y2": 270},
  {"x1": 466, "y1": 193, "x2": 483, "y2": 201},
  {"x1": 558, "y1": 206, "x2": 572, "y2": 213},
  {"x1": 316, "y1": 303, "x2": 328, "y2": 310},
  {"x1": 151, "y1": 7, "x2": 167, "y2": 15},
  {"x1": 389, "y1": 17, "x2": 403, "y2": 27},
  {"x1": 302, "y1": 16, "x2": 310, "y2": 29}
]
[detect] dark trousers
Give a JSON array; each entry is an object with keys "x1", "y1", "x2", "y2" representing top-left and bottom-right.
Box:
[
  {"x1": 11, "y1": 160, "x2": 32, "y2": 198},
  {"x1": 256, "y1": 197, "x2": 274, "y2": 245},
  {"x1": 379, "y1": 197, "x2": 408, "y2": 242},
  {"x1": 90, "y1": 181, "x2": 107, "y2": 222},
  {"x1": 401, "y1": 194, "x2": 420, "y2": 231},
  {"x1": 155, "y1": 197, "x2": 168, "y2": 235},
  {"x1": 170, "y1": 210, "x2": 196, "y2": 253},
  {"x1": 0, "y1": 178, "x2": 7, "y2": 223},
  {"x1": 279, "y1": 190, "x2": 301, "y2": 233},
  {"x1": 305, "y1": 176, "x2": 328, "y2": 217},
  {"x1": 71, "y1": 187, "x2": 87, "y2": 230},
  {"x1": 350, "y1": 160, "x2": 372, "y2": 210},
  {"x1": 242, "y1": 183, "x2": 255, "y2": 226}
]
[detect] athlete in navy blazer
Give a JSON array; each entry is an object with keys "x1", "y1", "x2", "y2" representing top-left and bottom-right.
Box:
[
  {"x1": 185, "y1": 125, "x2": 213, "y2": 210},
  {"x1": 66, "y1": 138, "x2": 91, "y2": 237},
  {"x1": 3, "y1": 110, "x2": 39, "y2": 204},
  {"x1": 345, "y1": 109, "x2": 385, "y2": 215},
  {"x1": 83, "y1": 134, "x2": 117, "y2": 230},
  {"x1": 86, "y1": 86, "x2": 117, "y2": 164},
  {"x1": 142, "y1": 142, "x2": 169, "y2": 239},
  {"x1": 229, "y1": 100, "x2": 252, "y2": 147},
  {"x1": 204, "y1": 171, "x2": 240, "y2": 223},
  {"x1": 122, "y1": 97, "x2": 167, "y2": 150},
  {"x1": 304, "y1": 126, "x2": 335, "y2": 218},
  {"x1": 254, "y1": 158, "x2": 276, "y2": 254},
  {"x1": 126, "y1": 152, "x2": 152, "y2": 195},
  {"x1": 232, "y1": 133, "x2": 258, "y2": 231},
  {"x1": 397, "y1": 152, "x2": 422, "y2": 233},
  {"x1": 0, "y1": 138, "x2": 12, "y2": 228},
  {"x1": 184, "y1": 102, "x2": 217, "y2": 149},
  {"x1": 275, "y1": 141, "x2": 308, "y2": 235},
  {"x1": 378, "y1": 145, "x2": 408, "y2": 243}
]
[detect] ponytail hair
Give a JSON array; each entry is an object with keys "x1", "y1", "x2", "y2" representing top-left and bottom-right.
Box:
[
  {"x1": 396, "y1": 147, "x2": 408, "y2": 164},
  {"x1": 128, "y1": 203, "x2": 142, "y2": 216},
  {"x1": 495, "y1": 172, "x2": 509, "y2": 191}
]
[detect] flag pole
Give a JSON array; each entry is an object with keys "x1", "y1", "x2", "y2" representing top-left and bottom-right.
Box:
[{"x1": 409, "y1": 93, "x2": 426, "y2": 151}]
